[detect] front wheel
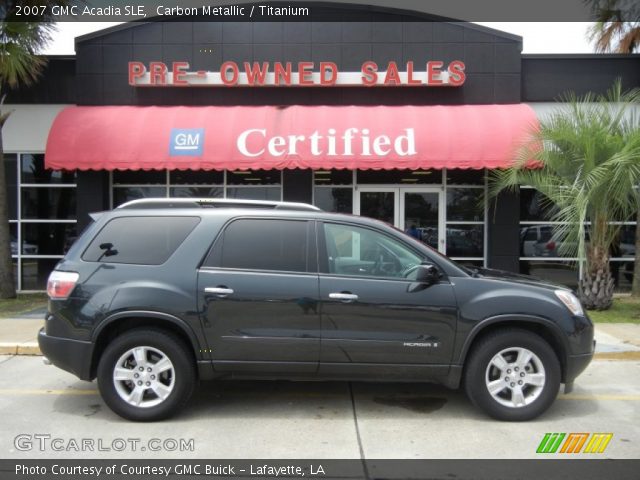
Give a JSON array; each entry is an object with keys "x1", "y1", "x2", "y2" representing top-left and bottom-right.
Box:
[
  {"x1": 97, "y1": 329, "x2": 196, "y2": 421},
  {"x1": 464, "y1": 329, "x2": 560, "y2": 421}
]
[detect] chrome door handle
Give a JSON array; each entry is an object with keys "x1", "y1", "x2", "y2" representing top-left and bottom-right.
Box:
[
  {"x1": 329, "y1": 292, "x2": 358, "y2": 302},
  {"x1": 204, "y1": 287, "x2": 234, "y2": 297}
]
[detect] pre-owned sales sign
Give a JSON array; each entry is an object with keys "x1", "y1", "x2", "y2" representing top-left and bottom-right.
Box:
[{"x1": 128, "y1": 60, "x2": 466, "y2": 87}]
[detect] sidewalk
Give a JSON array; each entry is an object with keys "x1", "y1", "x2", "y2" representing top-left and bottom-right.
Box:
[
  {"x1": 1, "y1": 314, "x2": 639, "y2": 359},
  {"x1": 0, "y1": 316, "x2": 43, "y2": 355}
]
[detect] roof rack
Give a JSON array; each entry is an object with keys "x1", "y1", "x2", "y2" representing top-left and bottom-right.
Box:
[{"x1": 116, "y1": 198, "x2": 322, "y2": 212}]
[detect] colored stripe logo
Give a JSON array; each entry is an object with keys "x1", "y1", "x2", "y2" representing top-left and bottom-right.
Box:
[
  {"x1": 537, "y1": 433, "x2": 565, "y2": 453},
  {"x1": 583, "y1": 433, "x2": 614, "y2": 453},
  {"x1": 537, "y1": 433, "x2": 613, "y2": 454}
]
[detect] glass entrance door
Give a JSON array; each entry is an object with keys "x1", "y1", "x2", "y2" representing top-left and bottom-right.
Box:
[{"x1": 355, "y1": 187, "x2": 444, "y2": 253}]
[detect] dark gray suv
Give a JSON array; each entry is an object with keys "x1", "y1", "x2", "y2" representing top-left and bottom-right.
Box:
[{"x1": 39, "y1": 199, "x2": 594, "y2": 421}]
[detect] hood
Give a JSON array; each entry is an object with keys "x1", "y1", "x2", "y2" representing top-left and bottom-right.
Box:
[{"x1": 472, "y1": 267, "x2": 570, "y2": 291}]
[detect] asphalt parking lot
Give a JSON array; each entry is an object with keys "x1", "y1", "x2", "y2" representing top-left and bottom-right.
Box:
[{"x1": 0, "y1": 356, "x2": 638, "y2": 460}]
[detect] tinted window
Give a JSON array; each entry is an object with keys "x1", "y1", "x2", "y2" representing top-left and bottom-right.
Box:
[
  {"x1": 21, "y1": 154, "x2": 76, "y2": 184},
  {"x1": 446, "y1": 169, "x2": 485, "y2": 185},
  {"x1": 4, "y1": 154, "x2": 17, "y2": 220},
  {"x1": 357, "y1": 169, "x2": 441, "y2": 184},
  {"x1": 523, "y1": 228, "x2": 537, "y2": 241},
  {"x1": 520, "y1": 189, "x2": 558, "y2": 222},
  {"x1": 314, "y1": 187, "x2": 353, "y2": 213},
  {"x1": 209, "y1": 219, "x2": 309, "y2": 272},
  {"x1": 82, "y1": 216, "x2": 200, "y2": 265},
  {"x1": 540, "y1": 227, "x2": 553, "y2": 242},
  {"x1": 446, "y1": 226, "x2": 483, "y2": 257},
  {"x1": 314, "y1": 169, "x2": 353, "y2": 185},
  {"x1": 446, "y1": 188, "x2": 484, "y2": 221}
]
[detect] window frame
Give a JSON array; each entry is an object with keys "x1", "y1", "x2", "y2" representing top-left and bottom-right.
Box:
[{"x1": 7, "y1": 152, "x2": 78, "y2": 291}]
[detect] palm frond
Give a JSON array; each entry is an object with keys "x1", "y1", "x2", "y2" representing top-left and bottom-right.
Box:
[
  {"x1": 587, "y1": 13, "x2": 640, "y2": 53},
  {"x1": 0, "y1": 1, "x2": 71, "y2": 88}
]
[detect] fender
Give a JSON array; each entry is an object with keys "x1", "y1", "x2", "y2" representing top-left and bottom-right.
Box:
[
  {"x1": 93, "y1": 310, "x2": 203, "y2": 353},
  {"x1": 456, "y1": 314, "x2": 570, "y2": 367}
]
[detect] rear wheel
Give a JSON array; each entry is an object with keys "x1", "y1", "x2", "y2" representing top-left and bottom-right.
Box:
[
  {"x1": 97, "y1": 329, "x2": 196, "y2": 421},
  {"x1": 464, "y1": 329, "x2": 560, "y2": 421}
]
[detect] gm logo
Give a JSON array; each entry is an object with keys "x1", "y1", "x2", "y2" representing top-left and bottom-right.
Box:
[
  {"x1": 536, "y1": 432, "x2": 613, "y2": 454},
  {"x1": 170, "y1": 129, "x2": 204, "y2": 156}
]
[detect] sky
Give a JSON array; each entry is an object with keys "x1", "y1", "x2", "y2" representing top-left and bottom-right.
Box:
[{"x1": 42, "y1": 22, "x2": 596, "y2": 55}]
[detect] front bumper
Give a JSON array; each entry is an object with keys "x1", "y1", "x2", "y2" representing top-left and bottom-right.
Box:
[
  {"x1": 566, "y1": 352, "x2": 595, "y2": 381},
  {"x1": 565, "y1": 340, "x2": 596, "y2": 385},
  {"x1": 37, "y1": 328, "x2": 94, "y2": 381}
]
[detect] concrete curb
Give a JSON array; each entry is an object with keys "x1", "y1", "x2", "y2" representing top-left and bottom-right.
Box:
[
  {"x1": 0, "y1": 343, "x2": 18, "y2": 355},
  {"x1": 593, "y1": 351, "x2": 640, "y2": 361},
  {"x1": 17, "y1": 344, "x2": 42, "y2": 355},
  {"x1": 2, "y1": 344, "x2": 640, "y2": 360},
  {"x1": 0, "y1": 343, "x2": 41, "y2": 356}
]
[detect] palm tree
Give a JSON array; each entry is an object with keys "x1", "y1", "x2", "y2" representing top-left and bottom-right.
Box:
[
  {"x1": 1, "y1": 3, "x2": 65, "y2": 298},
  {"x1": 489, "y1": 81, "x2": 640, "y2": 310},
  {"x1": 587, "y1": 2, "x2": 640, "y2": 297}
]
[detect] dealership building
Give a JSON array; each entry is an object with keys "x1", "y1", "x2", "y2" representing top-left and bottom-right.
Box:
[{"x1": 3, "y1": 6, "x2": 639, "y2": 291}]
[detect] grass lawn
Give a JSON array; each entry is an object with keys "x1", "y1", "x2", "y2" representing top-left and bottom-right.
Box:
[
  {"x1": 588, "y1": 296, "x2": 640, "y2": 324},
  {"x1": 0, "y1": 293, "x2": 48, "y2": 318}
]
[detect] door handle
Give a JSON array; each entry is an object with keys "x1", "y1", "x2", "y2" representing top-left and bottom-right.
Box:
[
  {"x1": 329, "y1": 292, "x2": 359, "y2": 302},
  {"x1": 204, "y1": 287, "x2": 234, "y2": 298}
]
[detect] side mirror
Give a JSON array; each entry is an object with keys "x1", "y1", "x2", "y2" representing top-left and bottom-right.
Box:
[{"x1": 416, "y1": 263, "x2": 440, "y2": 285}]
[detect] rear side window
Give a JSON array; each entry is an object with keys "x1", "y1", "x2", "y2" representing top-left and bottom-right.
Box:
[
  {"x1": 82, "y1": 216, "x2": 200, "y2": 265},
  {"x1": 205, "y1": 219, "x2": 310, "y2": 272}
]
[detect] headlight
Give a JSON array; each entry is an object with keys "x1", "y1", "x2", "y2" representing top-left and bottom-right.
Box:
[{"x1": 555, "y1": 290, "x2": 584, "y2": 316}]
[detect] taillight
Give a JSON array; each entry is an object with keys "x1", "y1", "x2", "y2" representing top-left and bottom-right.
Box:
[
  {"x1": 47, "y1": 271, "x2": 79, "y2": 299},
  {"x1": 545, "y1": 241, "x2": 556, "y2": 251}
]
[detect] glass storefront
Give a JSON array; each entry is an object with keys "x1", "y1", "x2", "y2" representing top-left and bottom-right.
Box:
[
  {"x1": 313, "y1": 168, "x2": 487, "y2": 264},
  {"x1": 3, "y1": 162, "x2": 634, "y2": 292},
  {"x1": 519, "y1": 186, "x2": 637, "y2": 292},
  {"x1": 6, "y1": 153, "x2": 77, "y2": 290},
  {"x1": 313, "y1": 170, "x2": 353, "y2": 213},
  {"x1": 111, "y1": 169, "x2": 282, "y2": 207}
]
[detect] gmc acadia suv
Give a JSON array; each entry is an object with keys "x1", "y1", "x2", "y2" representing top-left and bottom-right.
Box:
[{"x1": 39, "y1": 199, "x2": 595, "y2": 421}]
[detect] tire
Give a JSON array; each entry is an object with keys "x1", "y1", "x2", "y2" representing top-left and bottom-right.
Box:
[
  {"x1": 463, "y1": 329, "x2": 560, "y2": 421},
  {"x1": 97, "y1": 329, "x2": 196, "y2": 421}
]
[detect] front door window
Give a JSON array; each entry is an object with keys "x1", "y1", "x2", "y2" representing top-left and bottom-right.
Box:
[{"x1": 323, "y1": 222, "x2": 422, "y2": 280}]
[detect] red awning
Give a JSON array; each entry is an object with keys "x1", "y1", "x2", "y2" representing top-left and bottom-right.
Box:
[{"x1": 45, "y1": 104, "x2": 538, "y2": 171}]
